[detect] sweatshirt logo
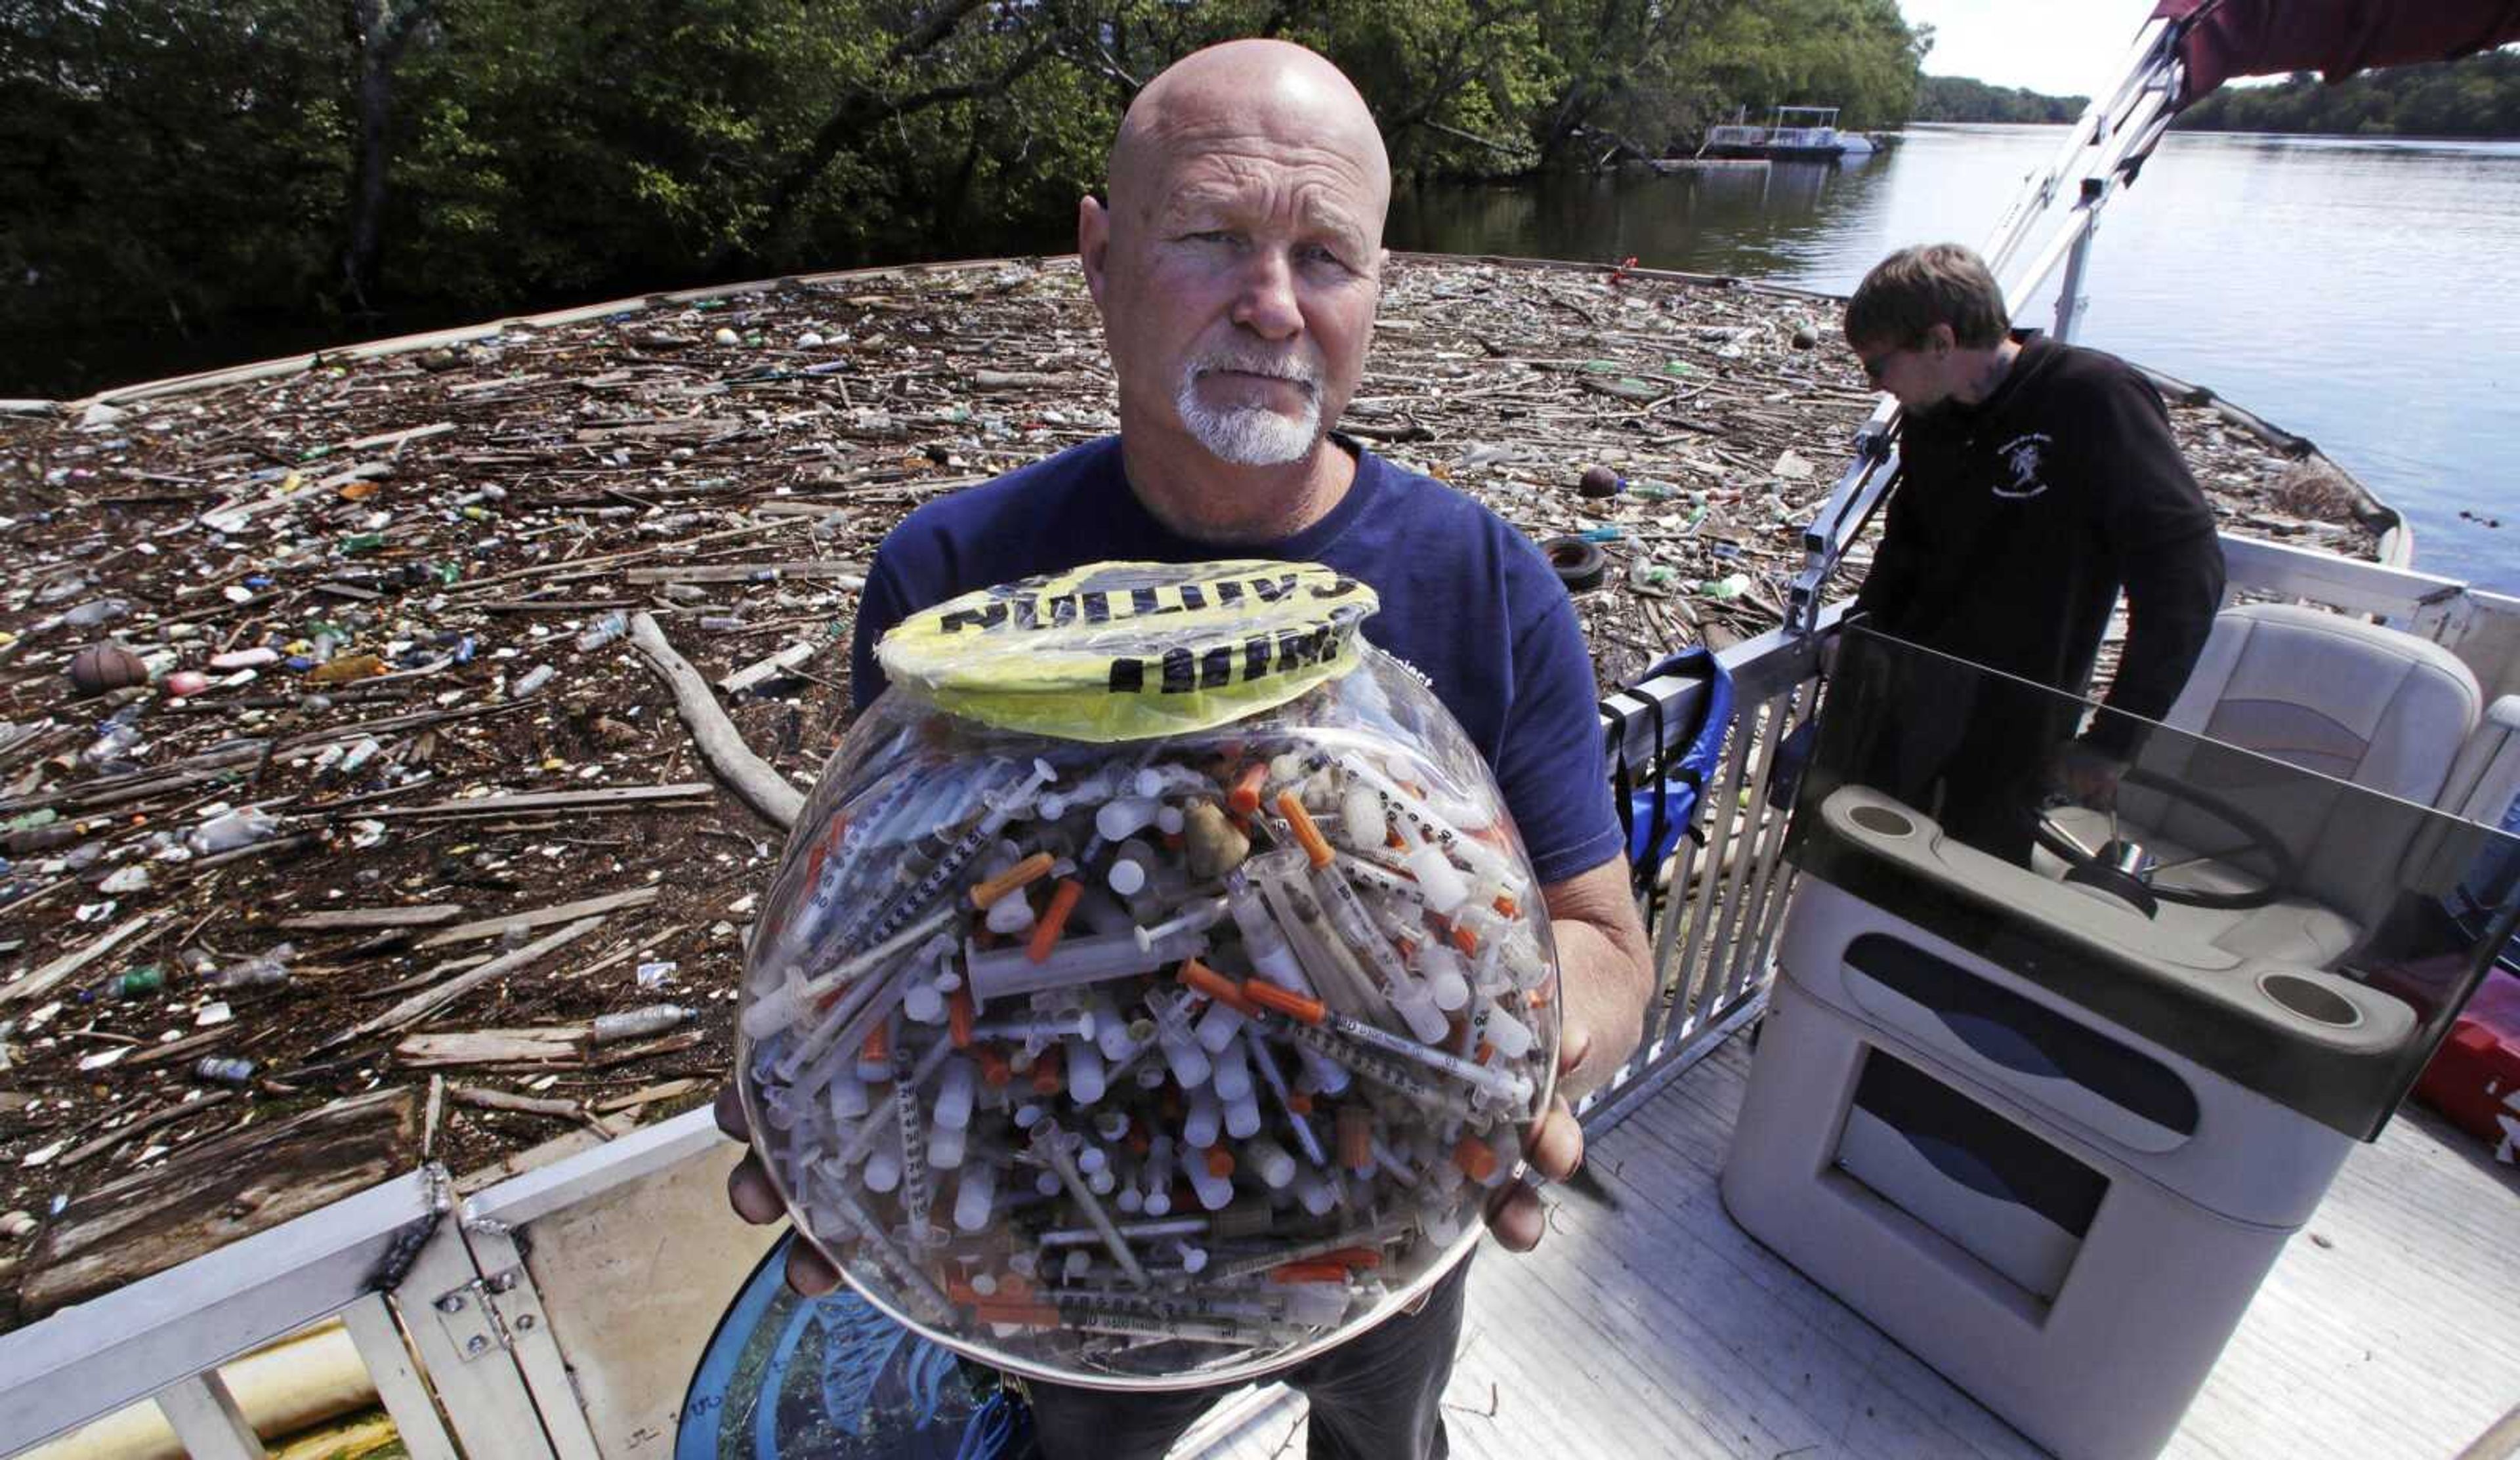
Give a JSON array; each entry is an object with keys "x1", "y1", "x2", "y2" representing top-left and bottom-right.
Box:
[{"x1": 1994, "y1": 433, "x2": 2052, "y2": 499}]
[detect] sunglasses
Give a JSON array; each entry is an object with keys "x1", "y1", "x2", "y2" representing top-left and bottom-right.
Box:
[{"x1": 1857, "y1": 343, "x2": 1910, "y2": 386}]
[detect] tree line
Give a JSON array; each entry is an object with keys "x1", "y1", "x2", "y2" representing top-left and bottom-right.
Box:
[
  {"x1": 1910, "y1": 47, "x2": 2520, "y2": 138},
  {"x1": 1910, "y1": 75, "x2": 2086, "y2": 125},
  {"x1": 2174, "y1": 50, "x2": 2520, "y2": 139},
  {"x1": 1, "y1": 0, "x2": 1925, "y2": 396}
]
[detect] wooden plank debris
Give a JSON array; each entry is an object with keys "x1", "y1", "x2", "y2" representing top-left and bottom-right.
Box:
[
  {"x1": 477, "y1": 598, "x2": 641, "y2": 614},
  {"x1": 365, "y1": 953, "x2": 494, "y2": 999},
  {"x1": 394, "y1": 1027, "x2": 591, "y2": 1068},
  {"x1": 595, "y1": 1079, "x2": 705, "y2": 1114},
  {"x1": 334, "y1": 914, "x2": 607, "y2": 1047},
  {"x1": 20, "y1": 1087, "x2": 419, "y2": 1320},
  {"x1": 745, "y1": 500, "x2": 852, "y2": 518},
  {"x1": 278, "y1": 904, "x2": 467, "y2": 932},
  {"x1": 360, "y1": 783, "x2": 714, "y2": 820},
  {"x1": 415, "y1": 885, "x2": 663, "y2": 949},
  {"x1": 58, "y1": 1092, "x2": 236, "y2": 1169},
  {"x1": 122, "y1": 1026, "x2": 240, "y2": 1069},
  {"x1": 568, "y1": 925, "x2": 685, "y2": 984},
  {"x1": 2, "y1": 914, "x2": 162, "y2": 1006},
  {"x1": 620, "y1": 560, "x2": 867, "y2": 585},
  {"x1": 716, "y1": 640, "x2": 820, "y2": 696},
  {"x1": 339, "y1": 421, "x2": 455, "y2": 453},
  {"x1": 422, "y1": 1075, "x2": 446, "y2": 1159},
  {"x1": 589, "y1": 1028, "x2": 706, "y2": 1069}
]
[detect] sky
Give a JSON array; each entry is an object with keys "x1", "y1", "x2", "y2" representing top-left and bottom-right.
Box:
[{"x1": 1899, "y1": 1, "x2": 2162, "y2": 97}]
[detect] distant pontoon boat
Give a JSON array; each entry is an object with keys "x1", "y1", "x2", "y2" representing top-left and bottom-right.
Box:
[{"x1": 1702, "y1": 105, "x2": 1876, "y2": 160}]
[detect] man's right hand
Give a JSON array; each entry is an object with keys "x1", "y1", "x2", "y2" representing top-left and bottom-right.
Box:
[
  {"x1": 715, "y1": 1082, "x2": 843, "y2": 1296},
  {"x1": 2050, "y1": 738, "x2": 2127, "y2": 810}
]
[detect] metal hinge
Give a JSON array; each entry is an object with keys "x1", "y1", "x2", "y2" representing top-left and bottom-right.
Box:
[{"x1": 429, "y1": 1265, "x2": 546, "y2": 1362}]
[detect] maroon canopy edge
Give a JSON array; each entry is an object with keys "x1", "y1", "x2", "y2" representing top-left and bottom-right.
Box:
[{"x1": 2150, "y1": 0, "x2": 2520, "y2": 106}]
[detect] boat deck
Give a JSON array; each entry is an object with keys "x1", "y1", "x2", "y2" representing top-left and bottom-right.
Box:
[{"x1": 1195, "y1": 1033, "x2": 2520, "y2": 1459}]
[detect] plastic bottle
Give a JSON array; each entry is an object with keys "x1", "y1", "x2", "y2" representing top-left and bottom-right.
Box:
[
  {"x1": 338, "y1": 737, "x2": 382, "y2": 776},
  {"x1": 207, "y1": 943, "x2": 295, "y2": 990},
  {"x1": 511, "y1": 665, "x2": 556, "y2": 699},
  {"x1": 105, "y1": 967, "x2": 164, "y2": 1000},
  {"x1": 591, "y1": 1004, "x2": 692, "y2": 1043},
  {"x1": 194, "y1": 1056, "x2": 257, "y2": 1085},
  {"x1": 189, "y1": 808, "x2": 279, "y2": 856},
  {"x1": 61, "y1": 599, "x2": 131, "y2": 629},
  {"x1": 81, "y1": 709, "x2": 142, "y2": 768},
  {"x1": 576, "y1": 611, "x2": 631, "y2": 652}
]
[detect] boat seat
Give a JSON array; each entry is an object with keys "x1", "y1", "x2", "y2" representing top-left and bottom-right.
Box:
[
  {"x1": 2162, "y1": 604, "x2": 2480, "y2": 803},
  {"x1": 2046, "y1": 604, "x2": 2507, "y2": 968}
]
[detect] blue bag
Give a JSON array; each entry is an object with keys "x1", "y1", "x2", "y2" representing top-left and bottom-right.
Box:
[{"x1": 1608, "y1": 647, "x2": 1736, "y2": 895}]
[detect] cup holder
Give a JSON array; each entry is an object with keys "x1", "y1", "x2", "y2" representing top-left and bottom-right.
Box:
[
  {"x1": 2258, "y1": 972, "x2": 2362, "y2": 1029},
  {"x1": 1849, "y1": 804, "x2": 1915, "y2": 838}
]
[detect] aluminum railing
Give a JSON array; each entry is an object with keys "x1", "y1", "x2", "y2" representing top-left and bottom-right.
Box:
[
  {"x1": 1578, "y1": 608, "x2": 1833, "y2": 1132},
  {"x1": 6, "y1": 537, "x2": 2517, "y2": 1459}
]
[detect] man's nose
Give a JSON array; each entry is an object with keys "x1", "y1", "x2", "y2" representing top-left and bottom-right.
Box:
[{"x1": 1229, "y1": 248, "x2": 1303, "y2": 340}]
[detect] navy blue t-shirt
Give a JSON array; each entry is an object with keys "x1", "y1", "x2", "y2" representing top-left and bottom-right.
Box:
[{"x1": 846, "y1": 436, "x2": 1622, "y2": 888}]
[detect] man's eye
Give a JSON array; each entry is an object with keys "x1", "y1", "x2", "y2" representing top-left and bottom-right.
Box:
[{"x1": 1300, "y1": 244, "x2": 1357, "y2": 274}]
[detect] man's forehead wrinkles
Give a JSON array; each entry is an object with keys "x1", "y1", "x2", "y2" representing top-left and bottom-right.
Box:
[
  {"x1": 1152, "y1": 155, "x2": 1378, "y2": 238},
  {"x1": 1150, "y1": 135, "x2": 1376, "y2": 192}
]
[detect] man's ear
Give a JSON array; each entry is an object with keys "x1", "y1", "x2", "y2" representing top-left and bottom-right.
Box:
[
  {"x1": 1078, "y1": 196, "x2": 1112, "y2": 307},
  {"x1": 1925, "y1": 322, "x2": 1956, "y2": 355}
]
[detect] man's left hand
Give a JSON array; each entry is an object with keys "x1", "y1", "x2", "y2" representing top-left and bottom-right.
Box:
[
  {"x1": 1484, "y1": 1026, "x2": 1589, "y2": 1252},
  {"x1": 1485, "y1": 857, "x2": 1652, "y2": 1253}
]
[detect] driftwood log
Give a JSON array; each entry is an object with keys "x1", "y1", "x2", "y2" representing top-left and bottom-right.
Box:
[
  {"x1": 451, "y1": 1085, "x2": 589, "y2": 1122},
  {"x1": 627, "y1": 612, "x2": 804, "y2": 829}
]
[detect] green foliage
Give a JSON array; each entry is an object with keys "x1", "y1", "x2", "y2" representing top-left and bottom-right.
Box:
[
  {"x1": 0, "y1": 1, "x2": 348, "y2": 336},
  {"x1": 1912, "y1": 75, "x2": 2087, "y2": 124},
  {"x1": 2174, "y1": 49, "x2": 2520, "y2": 138},
  {"x1": 1, "y1": 0, "x2": 1932, "y2": 388},
  {"x1": 1695, "y1": 0, "x2": 1924, "y2": 134}
]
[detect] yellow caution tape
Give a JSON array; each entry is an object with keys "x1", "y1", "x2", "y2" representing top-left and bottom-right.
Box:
[{"x1": 877, "y1": 560, "x2": 1379, "y2": 741}]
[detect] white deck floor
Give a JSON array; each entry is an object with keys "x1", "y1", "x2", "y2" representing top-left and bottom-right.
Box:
[{"x1": 1193, "y1": 1033, "x2": 2520, "y2": 1460}]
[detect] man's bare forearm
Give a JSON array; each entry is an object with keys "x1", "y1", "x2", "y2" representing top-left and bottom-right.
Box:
[{"x1": 1540, "y1": 857, "x2": 1654, "y2": 1099}]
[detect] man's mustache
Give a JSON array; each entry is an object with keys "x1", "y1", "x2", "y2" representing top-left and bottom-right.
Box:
[{"x1": 1190, "y1": 352, "x2": 1322, "y2": 392}]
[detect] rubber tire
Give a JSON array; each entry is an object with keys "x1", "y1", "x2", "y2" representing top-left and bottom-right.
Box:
[{"x1": 1544, "y1": 535, "x2": 1608, "y2": 592}]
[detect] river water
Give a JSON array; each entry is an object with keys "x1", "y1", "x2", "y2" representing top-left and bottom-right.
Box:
[{"x1": 1389, "y1": 123, "x2": 2520, "y2": 592}]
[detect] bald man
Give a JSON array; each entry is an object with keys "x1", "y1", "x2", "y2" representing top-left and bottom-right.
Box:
[{"x1": 719, "y1": 39, "x2": 1652, "y2": 1458}]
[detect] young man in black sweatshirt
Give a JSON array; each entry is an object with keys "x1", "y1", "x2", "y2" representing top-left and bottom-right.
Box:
[{"x1": 1839, "y1": 243, "x2": 2226, "y2": 861}]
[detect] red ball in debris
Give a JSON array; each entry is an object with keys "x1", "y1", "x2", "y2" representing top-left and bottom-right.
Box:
[
  {"x1": 67, "y1": 643, "x2": 148, "y2": 697},
  {"x1": 1578, "y1": 464, "x2": 1623, "y2": 498},
  {"x1": 164, "y1": 669, "x2": 211, "y2": 699}
]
